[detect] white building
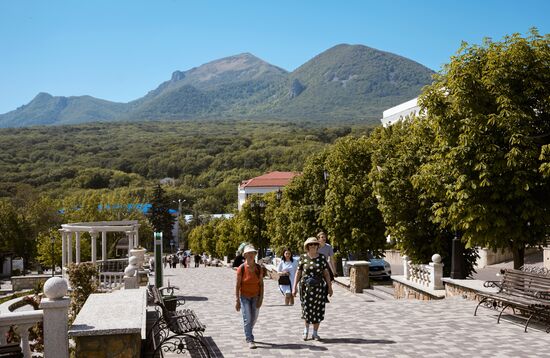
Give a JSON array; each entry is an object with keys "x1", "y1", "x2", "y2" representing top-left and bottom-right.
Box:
[
  {"x1": 380, "y1": 97, "x2": 420, "y2": 127},
  {"x1": 237, "y1": 171, "x2": 299, "y2": 210}
]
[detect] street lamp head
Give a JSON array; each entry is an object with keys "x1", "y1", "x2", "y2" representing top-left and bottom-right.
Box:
[
  {"x1": 50, "y1": 236, "x2": 55, "y2": 244},
  {"x1": 276, "y1": 189, "x2": 282, "y2": 201}
]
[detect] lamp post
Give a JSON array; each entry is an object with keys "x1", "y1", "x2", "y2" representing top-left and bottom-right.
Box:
[
  {"x1": 250, "y1": 199, "x2": 266, "y2": 259},
  {"x1": 50, "y1": 235, "x2": 55, "y2": 277},
  {"x1": 323, "y1": 169, "x2": 329, "y2": 186},
  {"x1": 173, "y1": 199, "x2": 186, "y2": 249},
  {"x1": 276, "y1": 188, "x2": 282, "y2": 202}
]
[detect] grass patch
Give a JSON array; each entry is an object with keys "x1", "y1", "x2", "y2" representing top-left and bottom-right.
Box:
[{"x1": 0, "y1": 290, "x2": 33, "y2": 305}]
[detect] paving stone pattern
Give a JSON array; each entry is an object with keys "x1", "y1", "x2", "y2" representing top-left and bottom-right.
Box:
[{"x1": 158, "y1": 266, "x2": 549, "y2": 357}]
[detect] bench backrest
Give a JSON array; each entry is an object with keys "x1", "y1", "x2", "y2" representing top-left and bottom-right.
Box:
[
  {"x1": 149, "y1": 286, "x2": 169, "y2": 313},
  {"x1": 501, "y1": 269, "x2": 550, "y2": 301}
]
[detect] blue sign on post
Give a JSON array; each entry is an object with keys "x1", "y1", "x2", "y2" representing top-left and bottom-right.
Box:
[{"x1": 154, "y1": 232, "x2": 163, "y2": 288}]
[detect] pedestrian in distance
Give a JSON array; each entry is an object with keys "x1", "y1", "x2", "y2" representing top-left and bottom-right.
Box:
[
  {"x1": 317, "y1": 231, "x2": 337, "y2": 302},
  {"x1": 293, "y1": 237, "x2": 333, "y2": 341},
  {"x1": 277, "y1": 248, "x2": 298, "y2": 305},
  {"x1": 235, "y1": 245, "x2": 264, "y2": 349},
  {"x1": 317, "y1": 231, "x2": 337, "y2": 280},
  {"x1": 232, "y1": 249, "x2": 245, "y2": 269},
  {"x1": 194, "y1": 253, "x2": 201, "y2": 267},
  {"x1": 202, "y1": 252, "x2": 208, "y2": 267}
]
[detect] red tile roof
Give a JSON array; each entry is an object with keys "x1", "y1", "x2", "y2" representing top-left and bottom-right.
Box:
[{"x1": 239, "y1": 171, "x2": 300, "y2": 188}]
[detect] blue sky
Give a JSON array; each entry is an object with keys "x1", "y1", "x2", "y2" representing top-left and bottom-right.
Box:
[{"x1": 0, "y1": 0, "x2": 548, "y2": 114}]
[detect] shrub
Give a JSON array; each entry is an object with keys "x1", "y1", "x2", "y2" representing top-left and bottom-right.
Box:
[{"x1": 67, "y1": 262, "x2": 98, "y2": 324}]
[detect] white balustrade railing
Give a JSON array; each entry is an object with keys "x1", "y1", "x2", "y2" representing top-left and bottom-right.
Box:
[
  {"x1": 0, "y1": 309, "x2": 43, "y2": 358},
  {"x1": 403, "y1": 254, "x2": 444, "y2": 290},
  {"x1": 98, "y1": 272, "x2": 125, "y2": 291}
]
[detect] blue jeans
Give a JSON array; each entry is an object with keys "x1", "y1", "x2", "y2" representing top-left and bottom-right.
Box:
[{"x1": 240, "y1": 295, "x2": 259, "y2": 342}]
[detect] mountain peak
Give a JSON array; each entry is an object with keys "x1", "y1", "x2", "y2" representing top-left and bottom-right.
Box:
[{"x1": 34, "y1": 92, "x2": 54, "y2": 101}]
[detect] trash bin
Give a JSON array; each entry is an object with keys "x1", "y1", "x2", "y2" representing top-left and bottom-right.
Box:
[{"x1": 163, "y1": 296, "x2": 178, "y2": 312}]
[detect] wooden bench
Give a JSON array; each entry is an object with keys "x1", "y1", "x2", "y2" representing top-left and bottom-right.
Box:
[
  {"x1": 147, "y1": 286, "x2": 209, "y2": 357},
  {"x1": 474, "y1": 269, "x2": 550, "y2": 332}
]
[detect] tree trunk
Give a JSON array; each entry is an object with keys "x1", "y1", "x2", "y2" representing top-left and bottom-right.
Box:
[{"x1": 512, "y1": 246, "x2": 525, "y2": 270}]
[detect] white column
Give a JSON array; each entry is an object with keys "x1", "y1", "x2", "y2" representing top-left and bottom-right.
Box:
[
  {"x1": 67, "y1": 232, "x2": 73, "y2": 265},
  {"x1": 60, "y1": 230, "x2": 66, "y2": 270},
  {"x1": 75, "y1": 232, "x2": 81, "y2": 263},
  {"x1": 41, "y1": 277, "x2": 70, "y2": 358},
  {"x1": 101, "y1": 231, "x2": 107, "y2": 262},
  {"x1": 134, "y1": 230, "x2": 139, "y2": 248},
  {"x1": 90, "y1": 231, "x2": 98, "y2": 264},
  {"x1": 126, "y1": 231, "x2": 134, "y2": 252},
  {"x1": 430, "y1": 254, "x2": 444, "y2": 290}
]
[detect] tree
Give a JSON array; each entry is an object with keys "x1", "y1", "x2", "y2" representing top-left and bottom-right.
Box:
[
  {"x1": 370, "y1": 118, "x2": 478, "y2": 275},
  {"x1": 0, "y1": 199, "x2": 34, "y2": 269},
  {"x1": 214, "y1": 217, "x2": 240, "y2": 258},
  {"x1": 417, "y1": 29, "x2": 550, "y2": 269},
  {"x1": 148, "y1": 185, "x2": 175, "y2": 250},
  {"x1": 268, "y1": 151, "x2": 328, "y2": 254},
  {"x1": 320, "y1": 136, "x2": 386, "y2": 257}
]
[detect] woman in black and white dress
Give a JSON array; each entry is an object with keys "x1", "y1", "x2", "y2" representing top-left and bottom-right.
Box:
[{"x1": 292, "y1": 237, "x2": 333, "y2": 341}]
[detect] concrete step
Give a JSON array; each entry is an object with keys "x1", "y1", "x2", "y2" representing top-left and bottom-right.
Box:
[
  {"x1": 362, "y1": 286, "x2": 395, "y2": 301},
  {"x1": 372, "y1": 283, "x2": 396, "y2": 299}
]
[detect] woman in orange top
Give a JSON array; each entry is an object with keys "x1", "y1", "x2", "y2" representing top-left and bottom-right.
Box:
[{"x1": 235, "y1": 245, "x2": 264, "y2": 349}]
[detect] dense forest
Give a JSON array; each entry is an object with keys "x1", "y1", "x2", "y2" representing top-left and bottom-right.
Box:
[{"x1": 0, "y1": 120, "x2": 372, "y2": 213}]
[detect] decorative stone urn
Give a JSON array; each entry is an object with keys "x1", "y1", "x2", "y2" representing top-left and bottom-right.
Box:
[{"x1": 129, "y1": 248, "x2": 146, "y2": 268}]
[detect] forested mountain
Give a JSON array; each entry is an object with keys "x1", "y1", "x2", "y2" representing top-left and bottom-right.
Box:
[
  {"x1": 0, "y1": 120, "x2": 367, "y2": 213},
  {"x1": 0, "y1": 93, "x2": 128, "y2": 127},
  {"x1": 0, "y1": 44, "x2": 434, "y2": 127}
]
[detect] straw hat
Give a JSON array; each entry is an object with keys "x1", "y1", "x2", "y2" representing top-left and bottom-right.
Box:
[
  {"x1": 242, "y1": 245, "x2": 257, "y2": 255},
  {"x1": 303, "y1": 237, "x2": 320, "y2": 250}
]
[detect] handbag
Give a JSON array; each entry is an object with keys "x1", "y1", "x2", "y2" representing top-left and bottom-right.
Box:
[
  {"x1": 278, "y1": 275, "x2": 291, "y2": 285},
  {"x1": 304, "y1": 275, "x2": 323, "y2": 287}
]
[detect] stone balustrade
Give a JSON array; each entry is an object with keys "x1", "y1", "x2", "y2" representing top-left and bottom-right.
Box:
[
  {"x1": 0, "y1": 310, "x2": 43, "y2": 358},
  {"x1": 95, "y1": 258, "x2": 129, "y2": 273},
  {"x1": 403, "y1": 254, "x2": 444, "y2": 290},
  {"x1": 0, "y1": 277, "x2": 69, "y2": 358},
  {"x1": 98, "y1": 272, "x2": 125, "y2": 292}
]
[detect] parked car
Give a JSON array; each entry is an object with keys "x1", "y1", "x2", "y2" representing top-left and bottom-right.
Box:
[{"x1": 366, "y1": 253, "x2": 391, "y2": 280}]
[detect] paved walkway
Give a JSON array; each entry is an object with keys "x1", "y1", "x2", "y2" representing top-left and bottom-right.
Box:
[{"x1": 156, "y1": 265, "x2": 549, "y2": 357}]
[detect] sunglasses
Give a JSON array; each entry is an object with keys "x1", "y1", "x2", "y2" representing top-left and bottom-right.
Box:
[{"x1": 307, "y1": 243, "x2": 319, "y2": 248}]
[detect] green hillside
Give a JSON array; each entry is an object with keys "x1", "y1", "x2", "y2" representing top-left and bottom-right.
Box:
[{"x1": 0, "y1": 120, "x2": 369, "y2": 212}]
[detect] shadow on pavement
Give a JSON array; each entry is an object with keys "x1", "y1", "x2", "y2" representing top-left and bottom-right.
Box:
[
  {"x1": 203, "y1": 336, "x2": 224, "y2": 358},
  {"x1": 319, "y1": 337, "x2": 396, "y2": 344},
  {"x1": 253, "y1": 341, "x2": 327, "y2": 351}
]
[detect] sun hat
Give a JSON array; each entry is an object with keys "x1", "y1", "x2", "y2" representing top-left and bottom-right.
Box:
[
  {"x1": 242, "y1": 245, "x2": 257, "y2": 255},
  {"x1": 303, "y1": 237, "x2": 320, "y2": 250}
]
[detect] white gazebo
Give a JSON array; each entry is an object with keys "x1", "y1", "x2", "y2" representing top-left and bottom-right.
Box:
[{"x1": 59, "y1": 220, "x2": 140, "y2": 272}]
